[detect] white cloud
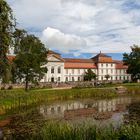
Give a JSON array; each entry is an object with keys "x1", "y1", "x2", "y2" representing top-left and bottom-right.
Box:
[
  {"x1": 7, "y1": 0, "x2": 140, "y2": 54},
  {"x1": 41, "y1": 27, "x2": 86, "y2": 53}
]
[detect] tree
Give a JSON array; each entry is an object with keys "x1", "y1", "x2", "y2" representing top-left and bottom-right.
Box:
[
  {"x1": 13, "y1": 28, "x2": 27, "y2": 53},
  {"x1": 105, "y1": 74, "x2": 110, "y2": 81},
  {"x1": 123, "y1": 45, "x2": 140, "y2": 81},
  {"x1": 84, "y1": 69, "x2": 96, "y2": 81},
  {"x1": 0, "y1": 0, "x2": 15, "y2": 83},
  {"x1": 13, "y1": 34, "x2": 47, "y2": 91}
]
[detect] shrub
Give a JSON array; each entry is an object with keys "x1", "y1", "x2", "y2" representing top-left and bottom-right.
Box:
[
  {"x1": 1, "y1": 87, "x2": 5, "y2": 90},
  {"x1": 7, "y1": 85, "x2": 13, "y2": 90},
  {"x1": 123, "y1": 80, "x2": 129, "y2": 83}
]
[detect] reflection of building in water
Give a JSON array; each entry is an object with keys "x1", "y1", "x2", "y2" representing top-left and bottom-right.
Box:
[{"x1": 40, "y1": 97, "x2": 131, "y2": 120}]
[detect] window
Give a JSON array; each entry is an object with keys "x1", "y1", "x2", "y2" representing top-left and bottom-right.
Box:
[
  {"x1": 58, "y1": 77, "x2": 60, "y2": 81},
  {"x1": 57, "y1": 106, "x2": 61, "y2": 112},
  {"x1": 51, "y1": 67, "x2": 54, "y2": 73},
  {"x1": 51, "y1": 107, "x2": 54, "y2": 113},
  {"x1": 123, "y1": 76, "x2": 125, "y2": 80},
  {"x1": 78, "y1": 69, "x2": 80, "y2": 74},
  {"x1": 106, "y1": 69, "x2": 108, "y2": 74},
  {"x1": 66, "y1": 69, "x2": 68, "y2": 74},
  {"x1": 58, "y1": 67, "x2": 61, "y2": 73},
  {"x1": 111, "y1": 64, "x2": 113, "y2": 67},
  {"x1": 101, "y1": 69, "x2": 103, "y2": 74},
  {"x1": 106, "y1": 64, "x2": 108, "y2": 67},
  {"x1": 65, "y1": 77, "x2": 68, "y2": 81},
  {"x1": 111, "y1": 69, "x2": 113, "y2": 74},
  {"x1": 116, "y1": 70, "x2": 118, "y2": 74},
  {"x1": 72, "y1": 69, "x2": 74, "y2": 74},
  {"x1": 101, "y1": 64, "x2": 103, "y2": 67},
  {"x1": 101, "y1": 76, "x2": 103, "y2": 80},
  {"x1": 72, "y1": 77, "x2": 74, "y2": 81},
  {"x1": 78, "y1": 77, "x2": 80, "y2": 81}
]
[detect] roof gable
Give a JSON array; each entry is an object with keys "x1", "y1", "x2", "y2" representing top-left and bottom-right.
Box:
[
  {"x1": 91, "y1": 53, "x2": 113, "y2": 63},
  {"x1": 47, "y1": 54, "x2": 64, "y2": 62}
]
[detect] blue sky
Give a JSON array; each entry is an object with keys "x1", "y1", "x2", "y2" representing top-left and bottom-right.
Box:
[{"x1": 7, "y1": 0, "x2": 140, "y2": 59}]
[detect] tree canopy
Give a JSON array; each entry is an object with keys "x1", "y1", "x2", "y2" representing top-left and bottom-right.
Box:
[
  {"x1": 123, "y1": 45, "x2": 140, "y2": 81},
  {"x1": 84, "y1": 69, "x2": 96, "y2": 81},
  {"x1": 13, "y1": 34, "x2": 48, "y2": 91},
  {"x1": 105, "y1": 74, "x2": 110, "y2": 81},
  {"x1": 0, "y1": 0, "x2": 15, "y2": 83}
]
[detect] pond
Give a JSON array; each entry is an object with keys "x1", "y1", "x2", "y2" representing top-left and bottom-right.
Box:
[{"x1": 1, "y1": 95, "x2": 140, "y2": 139}]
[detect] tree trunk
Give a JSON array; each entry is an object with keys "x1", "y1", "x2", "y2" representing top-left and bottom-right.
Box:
[{"x1": 25, "y1": 75, "x2": 29, "y2": 91}]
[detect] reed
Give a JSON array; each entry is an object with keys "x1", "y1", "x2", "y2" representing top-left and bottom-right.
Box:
[{"x1": 31, "y1": 122, "x2": 140, "y2": 140}]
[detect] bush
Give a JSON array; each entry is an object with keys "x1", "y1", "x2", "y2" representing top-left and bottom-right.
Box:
[
  {"x1": 1, "y1": 87, "x2": 5, "y2": 90},
  {"x1": 7, "y1": 85, "x2": 13, "y2": 90},
  {"x1": 123, "y1": 80, "x2": 129, "y2": 83},
  {"x1": 73, "y1": 82, "x2": 94, "y2": 89}
]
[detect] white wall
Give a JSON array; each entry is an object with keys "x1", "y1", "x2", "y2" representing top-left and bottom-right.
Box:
[
  {"x1": 41, "y1": 60, "x2": 131, "y2": 82},
  {"x1": 41, "y1": 61, "x2": 65, "y2": 82}
]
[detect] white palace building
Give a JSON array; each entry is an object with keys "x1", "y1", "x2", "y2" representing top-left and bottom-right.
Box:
[{"x1": 41, "y1": 50, "x2": 131, "y2": 83}]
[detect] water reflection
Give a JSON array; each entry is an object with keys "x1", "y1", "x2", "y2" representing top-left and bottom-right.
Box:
[
  {"x1": 2, "y1": 96, "x2": 140, "y2": 139},
  {"x1": 124, "y1": 98, "x2": 140, "y2": 124},
  {"x1": 40, "y1": 96, "x2": 132, "y2": 123}
]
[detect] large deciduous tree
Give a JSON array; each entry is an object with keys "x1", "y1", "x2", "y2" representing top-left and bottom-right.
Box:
[
  {"x1": 13, "y1": 35, "x2": 47, "y2": 91},
  {"x1": 84, "y1": 69, "x2": 96, "y2": 81},
  {"x1": 0, "y1": 0, "x2": 15, "y2": 83},
  {"x1": 123, "y1": 45, "x2": 140, "y2": 81}
]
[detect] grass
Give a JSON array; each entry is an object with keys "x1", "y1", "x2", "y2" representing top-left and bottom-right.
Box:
[{"x1": 8, "y1": 121, "x2": 140, "y2": 140}]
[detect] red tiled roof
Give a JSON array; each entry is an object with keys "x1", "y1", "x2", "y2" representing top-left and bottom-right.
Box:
[
  {"x1": 65, "y1": 62, "x2": 97, "y2": 69},
  {"x1": 91, "y1": 53, "x2": 113, "y2": 63},
  {"x1": 64, "y1": 58, "x2": 94, "y2": 63},
  {"x1": 114, "y1": 60, "x2": 128, "y2": 69},
  {"x1": 98, "y1": 57, "x2": 113, "y2": 63},
  {"x1": 116, "y1": 64, "x2": 128, "y2": 69},
  {"x1": 7, "y1": 55, "x2": 15, "y2": 61},
  {"x1": 64, "y1": 58, "x2": 96, "y2": 69}
]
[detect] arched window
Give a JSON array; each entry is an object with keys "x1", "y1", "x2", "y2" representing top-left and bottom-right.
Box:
[
  {"x1": 58, "y1": 77, "x2": 61, "y2": 81},
  {"x1": 65, "y1": 77, "x2": 68, "y2": 81},
  {"x1": 78, "y1": 77, "x2": 80, "y2": 81},
  {"x1": 101, "y1": 76, "x2": 103, "y2": 81},
  {"x1": 58, "y1": 67, "x2": 61, "y2": 73},
  {"x1": 72, "y1": 77, "x2": 75, "y2": 81},
  {"x1": 51, "y1": 67, "x2": 54, "y2": 73}
]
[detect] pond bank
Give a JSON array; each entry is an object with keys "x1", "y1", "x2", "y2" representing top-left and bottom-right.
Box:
[{"x1": 0, "y1": 85, "x2": 140, "y2": 120}]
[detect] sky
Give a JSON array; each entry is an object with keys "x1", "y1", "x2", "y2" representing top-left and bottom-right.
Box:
[{"x1": 7, "y1": 0, "x2": 140, "y2": 59}]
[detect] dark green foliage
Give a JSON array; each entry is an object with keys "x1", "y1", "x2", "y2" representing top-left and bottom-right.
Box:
[
  {"x1": 123, "y1": 45, "x2": 140, "y2": 81},
  {"x1": 0, "y1": 0, "x2": 15, "y2": 83},
  {"x1": 13, "y1": 35, "x2": 48, "y2": 91},
  {"x1": 13, "y1": 28, "x2": 27, "y2": 54},
  {"x1": 84, "y1": 69, "x2": 96, "y2": 81},
  {"x1": 105, "y1": 74, "x2": 110, "y2": 81}
]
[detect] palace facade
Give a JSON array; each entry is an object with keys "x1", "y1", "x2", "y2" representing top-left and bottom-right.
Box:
[{"x1": 41, "y1": 50, "x2": 131, "y2": 83}]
